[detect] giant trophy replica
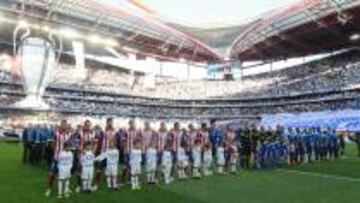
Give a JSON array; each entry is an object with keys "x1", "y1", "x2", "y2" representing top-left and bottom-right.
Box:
[{"x1": 13, "y1": 23, "x2": 62, "y2": 110}]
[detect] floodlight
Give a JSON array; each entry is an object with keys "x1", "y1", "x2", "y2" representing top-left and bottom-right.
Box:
[
  {"x1": 103, "y1": 39, "x2": 119, "y2": 47},
  {"x1": 350, "y1": 33, "x2": 360, "y2": 41},
  {"x1": 41, "y1": 26, "x2": 50, "y2": 32},
  {"x1": 32, "y1": 24, "x2": 40, "y2": 30},
  {"x1": 18, "y1": 20, "x2": 29, "y2": 28},
  {"x1": 88, "y1": 35, "x2": 102, "y2": 44},
  {"x1": 60, "y1": 28, "x2": 81, "y2": 38}
]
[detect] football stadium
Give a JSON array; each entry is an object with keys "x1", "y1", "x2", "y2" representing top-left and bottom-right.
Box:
[{"x1": 0, "y1": 0, "x2": 360, "y2": 202}]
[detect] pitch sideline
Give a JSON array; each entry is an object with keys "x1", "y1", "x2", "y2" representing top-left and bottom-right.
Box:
[{"x1": 276, "y1": 169, "x2": 360, "y2": 183}]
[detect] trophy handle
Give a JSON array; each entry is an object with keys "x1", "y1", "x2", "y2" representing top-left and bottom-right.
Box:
[
  {"x1": 48, "y1": 32, "x2": 63, "y2": 68},
  {"x1": 13, "y1": 25, "x2": 31, "y2": 56}
]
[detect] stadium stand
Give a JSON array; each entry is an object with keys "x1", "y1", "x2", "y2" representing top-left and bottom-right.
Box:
[
  {"x1": 0, "y1": 49, "x2": 360, "y2": 121},
  {"x1": 48, "y1": 49, "x2": 360, "y2": 99}
]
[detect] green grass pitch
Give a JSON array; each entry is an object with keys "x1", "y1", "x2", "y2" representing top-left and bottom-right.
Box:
[{"x1": 0, "y1": 142, "x2": 359, "y2": 203}]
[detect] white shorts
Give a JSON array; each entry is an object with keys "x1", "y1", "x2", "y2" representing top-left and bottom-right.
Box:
[
  {"x1": 203, "y1": 158, "x2": 212, "y2": 168},
  {"x1": 81, "y1": 167, "x2": 94, "y2": 180},
  {"x1": 193, "y1": 158, "x2": 201, "y2": 168},
  {"x1": 230, "y1": 154, "x2": 238, "y2": 164},
  {"x1": 217, "y1": 158, "x2": 225, "y2": 166},
  {"x1": 131, "y1": 163, "x2": 142, "y2": 175},
  {"x1": 105, "y1": 165, "x2": 118, "y2": 176},
  {"x1": 163, "y1": 165, "x2": 172, "y2": 175},
  {"x1": 177, "y1": 159, "x2": 188, "y2": 168},
  {"x1": 146, "y1": 161, "x2": 157, "y2": 173},
  {"x1": 58, "y1": 167, "x2": 71, "y2": 180}
]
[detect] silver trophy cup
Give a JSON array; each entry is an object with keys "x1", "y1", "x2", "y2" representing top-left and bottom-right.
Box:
[{"x1": 13, "y1": 26, "x2": 61, "y2": 110}]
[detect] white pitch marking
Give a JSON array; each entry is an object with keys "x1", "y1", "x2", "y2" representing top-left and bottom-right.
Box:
[{"x1": 277, "y1": 169, "x2": 360, "y2": 183}]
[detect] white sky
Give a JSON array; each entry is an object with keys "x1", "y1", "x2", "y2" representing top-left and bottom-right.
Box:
[
  {"x1": 104, "y1": 0, "x2": 300, "y2": 28},
  {"x1": 142, "y1": 0, "x2": 300, "y2": 28}
]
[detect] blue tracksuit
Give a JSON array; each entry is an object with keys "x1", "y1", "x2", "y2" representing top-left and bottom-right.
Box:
[{"x1": 209, "y1": 128, "x2": 224, "y2": 156}]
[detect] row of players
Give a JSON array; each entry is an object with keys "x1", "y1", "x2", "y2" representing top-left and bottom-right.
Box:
[
  {"x1": 21, "y1": 118, "x2": 347, "y2": 198},
  {"x1": 56, "y1": 137, "x2": 232, "y2": 199},
  {"x1": 239, "y1": 127, "x2": 346, "y2": 170},
  {"x1": 22, "y1": 123, "x2": 348, "y2": 169},
  {"x1": 285, "y1": 127, "x2": 346, "y2": 163},
  {"x1": 42, "y1": 118, "x2": 239, "y2": 198}
]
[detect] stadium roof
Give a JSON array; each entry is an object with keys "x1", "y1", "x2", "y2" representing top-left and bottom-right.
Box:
[
  {"x1": 230, "y1": 0, "x2": 360, "y2": 61},
  {"x1": 130, "y1": 0, "x2": 360, "y2": 62},
  {"x1": 1, "y1": 0, "x2": 360, "y2": 64},
  {"x1": 167, "y1": 24, "x2": 250, "y2": 57},
  {"x1": 0, "y1": 0, "x2": 223, "y2": 63}
]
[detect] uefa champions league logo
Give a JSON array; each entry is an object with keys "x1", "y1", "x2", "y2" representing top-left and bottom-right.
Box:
[{"x1": 12, "y1": 23, "x2": 62, "y2": 110}]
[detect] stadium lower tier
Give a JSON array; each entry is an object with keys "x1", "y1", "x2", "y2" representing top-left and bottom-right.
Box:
[{"x1": 0, "y1": 88, "x2": 359, "y2": 120}]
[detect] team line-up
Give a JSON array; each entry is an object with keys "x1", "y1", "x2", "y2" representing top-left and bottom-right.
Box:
[{"x1": 24, "y1": 118, "x2": 345, "y2": 199}]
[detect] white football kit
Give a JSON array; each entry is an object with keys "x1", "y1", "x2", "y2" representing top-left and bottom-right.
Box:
[
  {"x1": 203, "y1": 149, "x2": 213, "y2": 168},
  {"x1": 177, "y1": 147, "x2": 189, "y2": 168},
  {"x1": 130, "y1": 149, "x2": 143, "y2": 175},
  {"x1": 217, "y1": 147, "x2": 225, "y2": 166},
  {"x1": 80, "y1": 151, "x2": 95, "y2": 180},
  {"x1": 96, "y1": 149, "x2": 119, "y2": 176},
  {"x1": 192, "y1": 146, "x2": 202, "y2": 168},
  {"x1": 162, "y1": 150, "x2": 173, "y2": 184},
  {"x1": 146, "y1": 148, "x2": 158, "y2": 173},
  {"x1": 58, "y1": 151, "x2": 73, "y2": 180}
]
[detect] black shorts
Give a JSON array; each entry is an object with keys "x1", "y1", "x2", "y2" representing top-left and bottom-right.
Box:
[
  {"x1": 224, "y1": 151, "x2": 231, "y2": 162},
  {"x1": 48, "y1": 160, "x2": 58, "y2": 175},
  {"x1": 96, "y1": 160, "x2": 107, "y2": 171},
  {"x1": 157, "y1": 152, "x2": 163, "y2": 165},
  {"x1": 123, "y1": 153, "x2": 130, "y2": 166},
  {"x1": 186, "y1": 151, "x2": 193, "y2": 163},
  {"x1": 119, "y1": 149, "x2": 125, "y2": 164},
  {"x1": 142, "y1": 153, "x2": 146, "y2": 166},
  {"x1": 25, "y1": 142, "x2": 33, "y2": 150},
  {"x1": 71, "y1": 150, "x2": 80, "y2": 174},
  {"x1": 172, "y1": 151, "x2": 177, "y2": 163}
]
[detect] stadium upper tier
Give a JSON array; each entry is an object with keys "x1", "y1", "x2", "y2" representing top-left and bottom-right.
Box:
[
  {"x1": 0, "y1": 48, "x2": 360, "y2": 119},
  {"x1": 0, "y1": 0, "x2": 222, "y2": 62},
  {"x1": 230, "y1": 0, "x2": 360, "y2": 61},
  {"x1": 1, "y1": 48, "x2": 360, "y2": 100}
]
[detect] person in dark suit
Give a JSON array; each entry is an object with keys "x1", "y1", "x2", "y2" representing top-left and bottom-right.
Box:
[
  {"x1": 22, "y1": 125, "x2": 32, "y2": 164},
  {"x1": 348, "y1": 132, "x2": 360, "y2": 158}
]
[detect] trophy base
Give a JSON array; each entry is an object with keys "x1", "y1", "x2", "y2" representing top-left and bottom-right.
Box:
[{"x1": 14, "y1": 95, "x2": 50, "y2": 110}]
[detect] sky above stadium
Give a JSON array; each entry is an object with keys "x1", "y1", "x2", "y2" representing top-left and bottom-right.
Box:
[
  {"x1": 136, "y1": 0, "x2": 299, "y2": 28},
  {"x1": 105, "y1": 0, "x2": 300, "y2": 28}
]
